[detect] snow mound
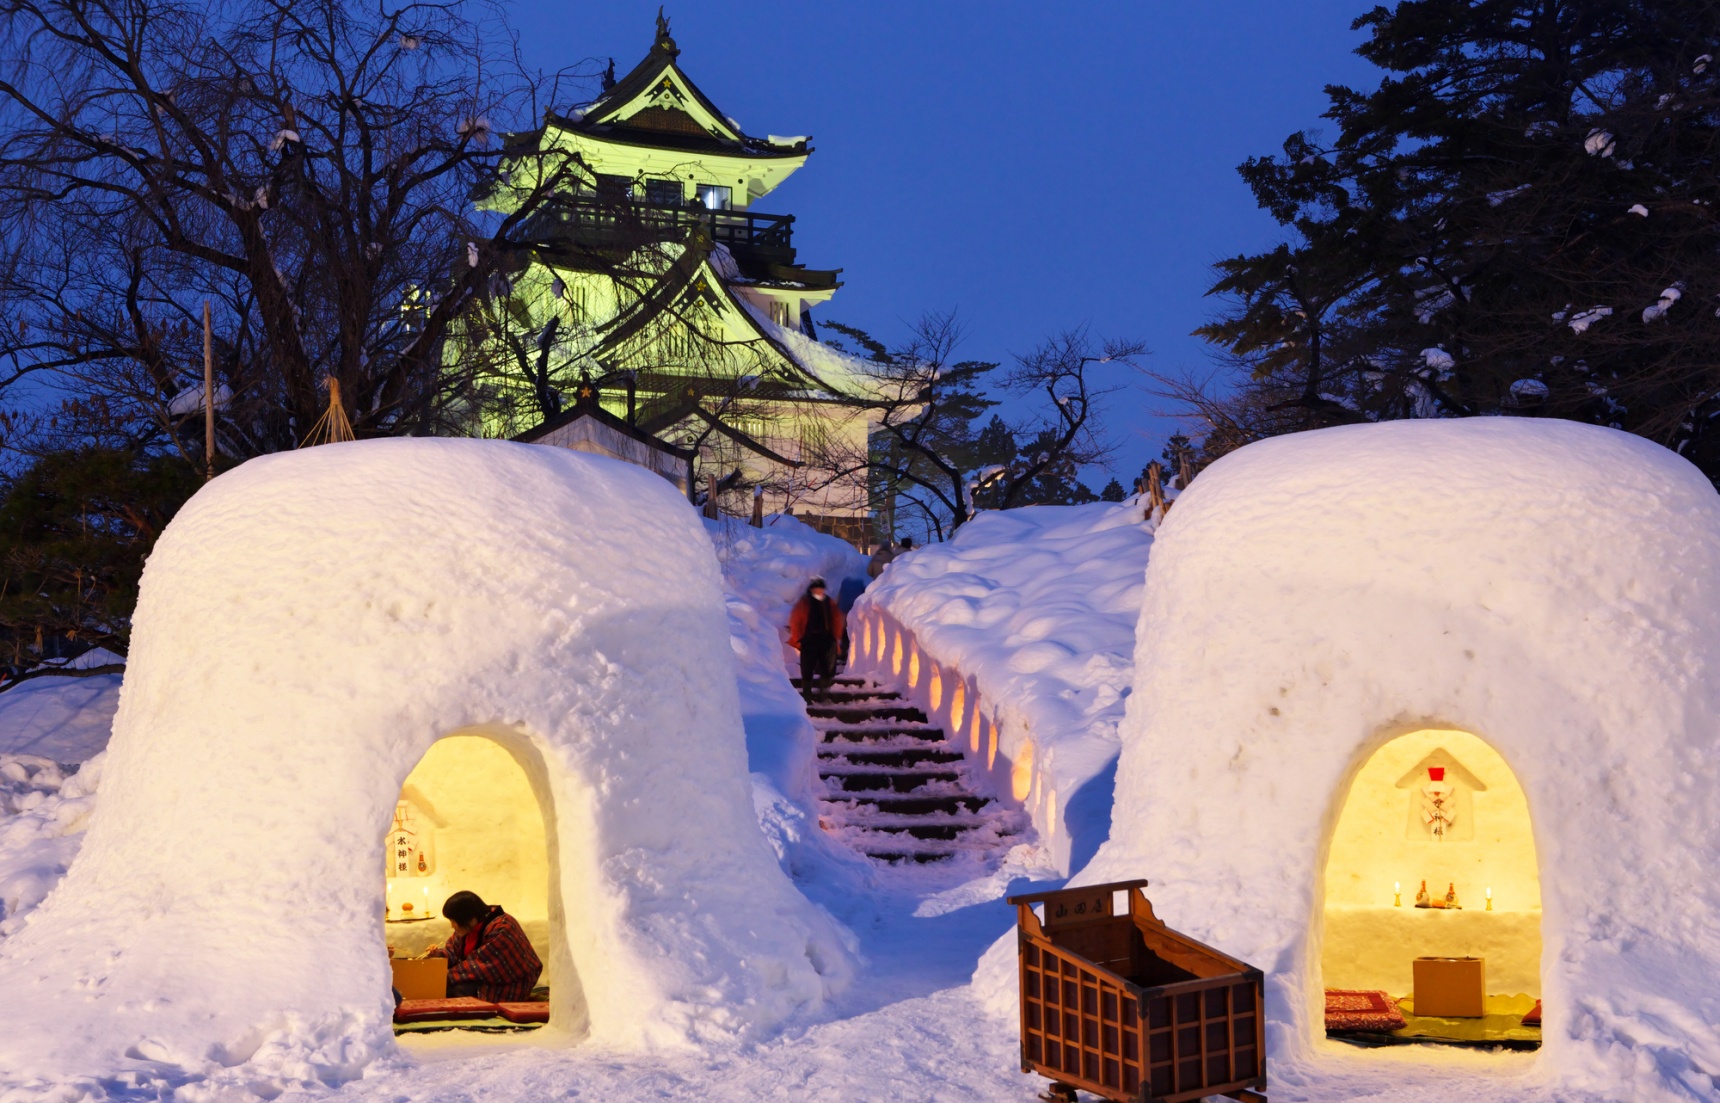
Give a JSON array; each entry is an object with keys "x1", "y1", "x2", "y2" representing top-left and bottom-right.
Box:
[
  {"x1": 1058, "y1": 420, "x2": 1720, "y2": 1101},
  {"x1": 0, "y1": 439, "x2": 852, "y2": 1097},
  {"x1": 854, "y1": 501, "x2": 1153, "y2": 871}
]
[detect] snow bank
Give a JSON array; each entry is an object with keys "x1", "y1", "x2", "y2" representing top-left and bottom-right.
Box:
[
  {"x1": 1044, "y1": 420, "x2": 1720, "y2": 1101},
  {"x1": 851, "y1": 501, "x2": 1153, "y2": 873},
  {"x1": 0, "y1": 439, "x2": 852, "y2": 1099}
]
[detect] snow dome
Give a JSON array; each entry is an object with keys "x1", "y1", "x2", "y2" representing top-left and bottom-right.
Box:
[
  {"x1": 0, "y1": 440, "x2": 851, "y2": 1096},
  {"x1": 1078, "y1": 420, "x2": 1720, "y2": 1100}
]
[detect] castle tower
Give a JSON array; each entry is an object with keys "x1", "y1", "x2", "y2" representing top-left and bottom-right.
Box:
[{"x1": 465, "y1": 12, "x2": 878, "y2": 546}]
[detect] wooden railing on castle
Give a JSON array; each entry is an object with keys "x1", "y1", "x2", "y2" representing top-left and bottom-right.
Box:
[{"x1": 1008, "y1": 880, "x2": 1267, "y2": 1103}]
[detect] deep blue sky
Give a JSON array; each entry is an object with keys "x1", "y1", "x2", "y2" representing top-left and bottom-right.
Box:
[{"x1": 508, "y1": 1, "x2": 1380, "y2": 484}]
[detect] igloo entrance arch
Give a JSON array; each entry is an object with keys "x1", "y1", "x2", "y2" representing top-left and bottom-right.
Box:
[
  {"x1": 1321, "y1": 728, "x2": 1541, "y2": 1038},
  {"x1": 384, "y1": 730, "x2": 573, "y2": 1021}
]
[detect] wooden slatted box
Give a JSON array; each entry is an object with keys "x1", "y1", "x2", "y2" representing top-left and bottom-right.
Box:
[{"x1": 1009, "y1": 880, "x2": 1267, "y2": 1103}]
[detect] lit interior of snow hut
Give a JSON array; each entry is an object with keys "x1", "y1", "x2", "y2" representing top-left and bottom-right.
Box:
[
  {"x1": 383, "y1": 734, "x2": 554, "y2": 1019},
  {"x1": 1321, "y1": 728, "x2": 1542, "y2": 1044}
]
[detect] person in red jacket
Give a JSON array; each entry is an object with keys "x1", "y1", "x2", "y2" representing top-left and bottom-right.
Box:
[
  {"x1": 788, "y1": 577, "x2": 846, "y2": 700},
  {"x1": 426, "y1": 891, "x2": 542, "y2": 1002}
]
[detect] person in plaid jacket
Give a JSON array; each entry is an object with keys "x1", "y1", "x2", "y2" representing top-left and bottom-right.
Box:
[{"x1": 427, "y1": 891, "x2": 542, "y2": 1002}]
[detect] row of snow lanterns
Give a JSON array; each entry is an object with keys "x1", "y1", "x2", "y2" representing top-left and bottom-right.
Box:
[{"x1": 857, "y1": 614, "x2": 1047, "y2": 816}]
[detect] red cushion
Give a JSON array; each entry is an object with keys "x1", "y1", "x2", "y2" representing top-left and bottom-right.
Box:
[
  {"x1": 1521, "y1": 999, "x2": 1542, "y2": 1027},
  {"x1": 393, "y1": 997, "x2": 500, "y2": 1023},
  {"x1": 495, "y1": 1001, "x2": 550, "y2": 1024}
]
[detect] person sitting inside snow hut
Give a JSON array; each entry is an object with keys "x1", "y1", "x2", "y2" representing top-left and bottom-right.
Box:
[
  {"x1": 789, "y1": 577, "x2": 846, "y2": 701},
  {"x1": 425, "y1": 891, "x2": 542, "y2": 1001}
]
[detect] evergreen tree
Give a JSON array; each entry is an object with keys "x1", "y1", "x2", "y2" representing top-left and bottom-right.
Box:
[
  {"x1": 0, "y1": 449, "x2": 199, "y2": 663},
  {"x1": 1099, "y1": 478, "x2": 1127, "y2": 502},
  {"x1": 1197, "y1": 1, "x2": 1720, "y2": 481}
]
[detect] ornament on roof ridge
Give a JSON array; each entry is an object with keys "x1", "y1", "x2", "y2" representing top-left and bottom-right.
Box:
[{"x1": 653, "y1": 7, "x2": 679, "y2": 58}]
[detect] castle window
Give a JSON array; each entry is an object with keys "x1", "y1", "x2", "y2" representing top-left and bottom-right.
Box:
[
  {"x1": 696, "y1": 184, "x2": 731, "y2": 210},
  {"x1": 595, "y1": 174, "x2": 632, "y2": 201},
  {"x1": 644, "y1": 178, "x2": 683, "y2": 207}
]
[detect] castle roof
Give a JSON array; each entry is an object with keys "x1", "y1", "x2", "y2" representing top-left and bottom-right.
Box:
[{"x1": 548, "y1": 12, "x2": 809, "y2": 160}]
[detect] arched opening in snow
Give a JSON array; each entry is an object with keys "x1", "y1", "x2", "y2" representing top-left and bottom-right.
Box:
[
  {"x1": 1320, "y1": 728, "x2": 1541, "y2": 1044},
  {"x1": 384, "y1": 729, "x2": 578, "y2": 1028}
]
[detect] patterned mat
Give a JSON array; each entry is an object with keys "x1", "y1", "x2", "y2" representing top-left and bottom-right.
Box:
[{"x1": 1325, "y1": 989, "x2": 1408, "y2": 1032}]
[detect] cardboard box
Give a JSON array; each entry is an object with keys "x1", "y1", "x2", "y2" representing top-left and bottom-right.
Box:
[
  {"x1": 1413, "y1": 956, "x2": 1486, "y2": 1018},
  {"x1": 390, "y1": 957, "x2": 449, "y2": 1000}
]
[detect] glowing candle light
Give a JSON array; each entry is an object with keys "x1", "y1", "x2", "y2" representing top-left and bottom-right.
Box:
[
  {"x1": 1486, "y1": 886, "x2": 1493, "y2": 911},
  {"x1": 1394, "y1": 881, "x2": 1402, "y2": 907}
]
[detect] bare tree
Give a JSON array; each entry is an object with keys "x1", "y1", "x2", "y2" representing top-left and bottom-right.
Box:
[
  {"x1": 810, "y1": 315, "x2": 1143, "y2": 539},
  {"x1": 0, "y1": 0, "x2": 590, "y2": 466}
]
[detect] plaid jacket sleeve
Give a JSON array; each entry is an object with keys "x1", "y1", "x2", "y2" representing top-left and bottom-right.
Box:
[{"x1": 447, "y1": 912, "x2": 543, "y2": 1002}]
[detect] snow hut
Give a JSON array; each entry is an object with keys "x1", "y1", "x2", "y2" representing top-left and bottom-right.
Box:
[
  {"x1": 1077, "y1": 420, "x2": 1720, "y2": 1098},
  {"x1": 0, "y1": 440, "x2": 850, "y2": 1095}
]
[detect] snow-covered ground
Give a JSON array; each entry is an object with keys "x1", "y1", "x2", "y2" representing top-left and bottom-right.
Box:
[
  {"x1": 0, "y1": 652, "x2": 121, "y2": 941},
  {"x1": 0, "y1": 448, "x2": 1714, "y2": 1102}
]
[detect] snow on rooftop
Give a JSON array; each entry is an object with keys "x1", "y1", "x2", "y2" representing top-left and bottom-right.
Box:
[{"x1": 732, "y1": 294, "x2": 896, "y2": 402}]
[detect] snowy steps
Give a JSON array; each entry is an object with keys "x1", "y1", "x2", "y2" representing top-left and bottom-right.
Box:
[{"x1": 797, "y1": 676, "x2": 1023, "y2": 864}]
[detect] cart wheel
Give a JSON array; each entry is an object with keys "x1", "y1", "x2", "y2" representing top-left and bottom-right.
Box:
[{"x1": 1037, "y1": 1083, "x2": 1079, "y2": 1103}]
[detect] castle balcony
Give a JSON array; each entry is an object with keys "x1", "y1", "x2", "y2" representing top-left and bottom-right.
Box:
[{"x1": 528, "y1": 194, "x2": 798, "y2": 269}]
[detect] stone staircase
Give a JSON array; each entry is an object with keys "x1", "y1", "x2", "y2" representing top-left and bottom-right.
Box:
[{"x1": 795, "y1": 675, "x2": 1024, "y2": 864}]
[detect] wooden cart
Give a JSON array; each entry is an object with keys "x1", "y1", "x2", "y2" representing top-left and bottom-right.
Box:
[{"x1": 1009, "y1": 880, "x2": 1267, "y2": 1103}]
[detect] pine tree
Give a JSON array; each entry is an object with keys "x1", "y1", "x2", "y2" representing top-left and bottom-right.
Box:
[
  {"x1": 0, "y1": 449, "x2": 199, "y2": 662},
  {"x1": 1197, "y1": 1, "x2": 1720, "y2": 481}
]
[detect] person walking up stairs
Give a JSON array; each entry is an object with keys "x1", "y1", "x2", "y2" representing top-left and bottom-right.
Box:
[{"x1": 788, "y1": 578, "x2": 844, "y2": 701}]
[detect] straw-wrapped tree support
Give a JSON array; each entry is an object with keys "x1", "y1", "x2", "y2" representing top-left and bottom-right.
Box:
[{"x1": 1009, "y1": 880, "x2": 1266, "y2": 1103}]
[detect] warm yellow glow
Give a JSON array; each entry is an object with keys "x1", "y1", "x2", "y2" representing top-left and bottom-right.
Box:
[
  {"x1": 929, "y1": 667, "x2": 943, "y2": 711},
  {"x1": 860, "y1": 619, "x2": 872, "y2": 661},
  {"x1": 951, "y1": 683, "x2": 969, "y2": 745},
  {"x1": 908, "y1": 647, "x2": 921, "y2": 689},
  {"x1": 1321, "y1": 728, "x2": 1541, "y2": 998},
  {"x1": 386, "y1": 735, "x2": 551, "y2": 963},
  {"x1": 1045, "y1": 786, "x2": 1057, "y2": 835},
  {"x1": 891, "y1": 632, "x2": 904, "y2": 676},
  {"x1": 986, "y1": 719, "x2": 999, "y2": 770},
  {"x1": 1011, "y1": 739, "x2": 1035, "y2": 802}
]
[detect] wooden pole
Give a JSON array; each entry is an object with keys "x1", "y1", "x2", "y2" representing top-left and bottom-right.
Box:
[
  {"x1": 1146, "y1": 461, "x2": 1165, "y2": 523},
  {"x1": 202, "y1": 301, "x2": 215, "y2": 481},
  {"x1": 704, "y1": 473, "x2": 720, "y2": 520}
]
